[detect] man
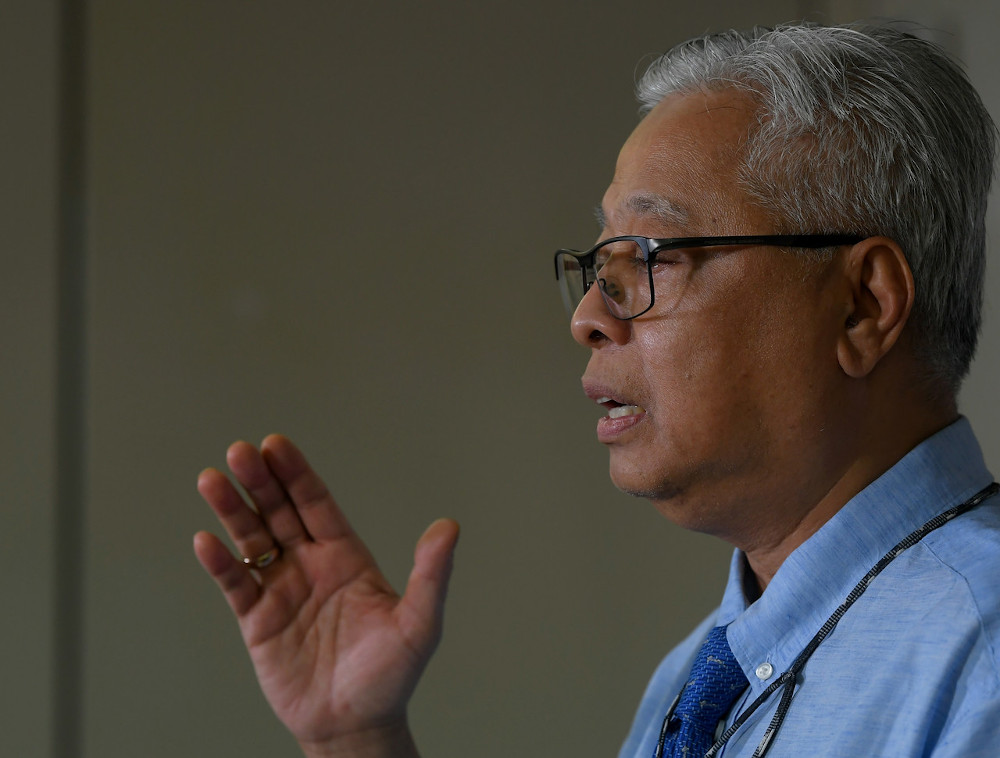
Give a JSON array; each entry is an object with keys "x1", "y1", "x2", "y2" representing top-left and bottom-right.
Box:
[{"x1": 194, "y1": 22, "x2": 999, "y2": 757}]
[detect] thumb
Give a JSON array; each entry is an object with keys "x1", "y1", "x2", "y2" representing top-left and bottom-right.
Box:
[{"x1": 396, "y1": 518, "x2": 460, "y2": 651}]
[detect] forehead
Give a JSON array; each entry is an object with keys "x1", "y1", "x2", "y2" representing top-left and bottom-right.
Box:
[{"x1": 601, "y1": 89, "x2": 762, "y2": 234}]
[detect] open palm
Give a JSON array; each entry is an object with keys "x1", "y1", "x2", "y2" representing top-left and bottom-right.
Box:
[{"x1": 194, "y1": 435, "x2": 459, "y2": 753}]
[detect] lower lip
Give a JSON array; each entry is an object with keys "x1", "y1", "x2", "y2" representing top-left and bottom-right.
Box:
[{"x1": 596, "y1": 411, "x2": 646, "y2": 443}]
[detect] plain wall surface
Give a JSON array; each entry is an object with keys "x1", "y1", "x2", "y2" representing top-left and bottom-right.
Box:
[
  {"x1": 4, "y1": 1, "x2": 998, "y2": 756},
  {"x1": 2, "y1": 4, "x2": 59, "y2": 757}
]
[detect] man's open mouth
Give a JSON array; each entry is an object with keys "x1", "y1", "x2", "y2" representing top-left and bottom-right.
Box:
[{"x1": 596, "y1": 397, "x2": 646, "y2": 418}]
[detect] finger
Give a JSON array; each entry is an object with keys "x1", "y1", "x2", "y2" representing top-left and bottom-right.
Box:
[
  {"x1": 227, "y1": 440, "x2": 309, "y2": 548},
  {"x1": 260, "y1": 434, "x2": 358, "y2": 543},
  {"x1": 197, "y1": 466, "x2": 278, "y2": 565},
  {"x1": 193, "y1": 531, "x2": 261, "y2": 616},
  {"x1": 396, "y1": 519, "x2": 460, "y2": 651}
]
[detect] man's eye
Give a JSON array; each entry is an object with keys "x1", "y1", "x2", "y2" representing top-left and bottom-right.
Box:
[{"x1": 650, "y1": 252, "x2": 681, "y2": 267}]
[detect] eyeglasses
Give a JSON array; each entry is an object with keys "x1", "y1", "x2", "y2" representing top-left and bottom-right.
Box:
[{"x1": 554, "y1": 234, "x2": 865, "y2": 320}]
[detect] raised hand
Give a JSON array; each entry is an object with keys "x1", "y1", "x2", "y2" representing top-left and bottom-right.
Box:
[{"x1": 193, "y1": 435, "x2": 459, "y2": 757}]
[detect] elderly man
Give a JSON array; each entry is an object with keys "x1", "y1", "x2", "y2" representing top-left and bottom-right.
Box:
[{"x1": 195, "y1": 22, "x2": 999, "y2": 758}]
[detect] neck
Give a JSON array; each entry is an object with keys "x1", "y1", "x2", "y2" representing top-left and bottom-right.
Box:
[{"x1": 743, "y1": 383, "x2": 957, "y2": 593}]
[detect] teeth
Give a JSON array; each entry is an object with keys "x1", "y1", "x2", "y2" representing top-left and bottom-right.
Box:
[{"x1": 607, "y1": 405, "x2": 644, "y2": 419}]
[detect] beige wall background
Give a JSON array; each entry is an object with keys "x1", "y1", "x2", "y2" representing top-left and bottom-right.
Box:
[{"x1": 4, "y1": 1, "x2": 998, "y2": 756}]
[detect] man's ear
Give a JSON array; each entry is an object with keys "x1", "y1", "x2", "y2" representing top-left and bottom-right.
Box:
[{"x1": 836, "y1": 236, "x2": 915, "y2": 378}]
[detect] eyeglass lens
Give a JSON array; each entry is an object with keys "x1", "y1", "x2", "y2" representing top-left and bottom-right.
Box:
[{"x1": 556, "y1": 238, "x2": 651, "y2": 319}]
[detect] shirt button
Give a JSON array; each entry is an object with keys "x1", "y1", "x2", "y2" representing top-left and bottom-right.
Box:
[{"x1": 755, "y1": 662, "x2": 774, "y2": 680}]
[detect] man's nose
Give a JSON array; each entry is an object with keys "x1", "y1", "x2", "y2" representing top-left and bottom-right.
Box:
[{"x1": 570, "y1": 283, "x2": 631, "y2": 348}]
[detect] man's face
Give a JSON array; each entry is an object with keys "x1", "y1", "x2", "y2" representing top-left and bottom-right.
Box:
[{"x1": 573, "y1": 89, "x2": 851, "y2": 546}]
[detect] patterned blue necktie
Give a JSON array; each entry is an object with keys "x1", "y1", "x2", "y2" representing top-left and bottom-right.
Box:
[{"x1": 659, "y1": 625, "x2": 749, "y2": 758}]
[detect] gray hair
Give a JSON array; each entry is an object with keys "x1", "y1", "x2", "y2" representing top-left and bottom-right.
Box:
[{"x1": 636, "y1": 22, "x2": 997, "y2": 392}]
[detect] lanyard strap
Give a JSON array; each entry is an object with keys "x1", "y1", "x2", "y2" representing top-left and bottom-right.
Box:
[{"x1": 656, "y1": 481, "x2": 999, "y2": 758}]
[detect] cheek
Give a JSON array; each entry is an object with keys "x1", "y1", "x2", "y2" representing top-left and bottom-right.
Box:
[
  {"x1": 636, "y1": 312, "x2": 758, "y2": 425},
  {"x1": 647, "y1": 302, "x2": 821, "y2": 446},
  {"x1": 633, "y1": 260, "x2": 836, "y2": 431},
  {"x1": 729, "y1": 302, "x2": 838, "y2": 433}
]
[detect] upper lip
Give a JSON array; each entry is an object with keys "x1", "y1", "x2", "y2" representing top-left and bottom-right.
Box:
[{"x1": 582, "y1": 379, "x2": 638, "y2": 409}]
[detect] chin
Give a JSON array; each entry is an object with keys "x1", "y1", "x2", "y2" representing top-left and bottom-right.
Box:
[
  {"x1": 608, "y1": 459, "x2": 684, "y2": 502},
  {"x1": 609, "y1": 462, "x2": 726, "y2": 535}
]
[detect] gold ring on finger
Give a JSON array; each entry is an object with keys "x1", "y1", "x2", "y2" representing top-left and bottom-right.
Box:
[{"x1": 243, "y1": 546, "x2": 281, "y2": 570}]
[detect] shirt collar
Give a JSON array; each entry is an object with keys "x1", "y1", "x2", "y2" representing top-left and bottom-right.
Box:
[{"x1": 716, "y1": 417, "x2": 994, "y2": 695}]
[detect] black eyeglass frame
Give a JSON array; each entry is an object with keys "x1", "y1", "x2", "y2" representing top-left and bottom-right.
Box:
[{"x1": 554, "y1": 234, "x2": 866, "y2": 320}]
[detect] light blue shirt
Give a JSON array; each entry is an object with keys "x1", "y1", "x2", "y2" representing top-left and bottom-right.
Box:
[{"x1": 619, "y1": 418, "x2": 999, "y2": 757}]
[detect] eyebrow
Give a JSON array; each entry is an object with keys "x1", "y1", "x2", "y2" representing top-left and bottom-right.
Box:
[{"x1": 594, "y1": 192, "x2": 690, "y2": 231}]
